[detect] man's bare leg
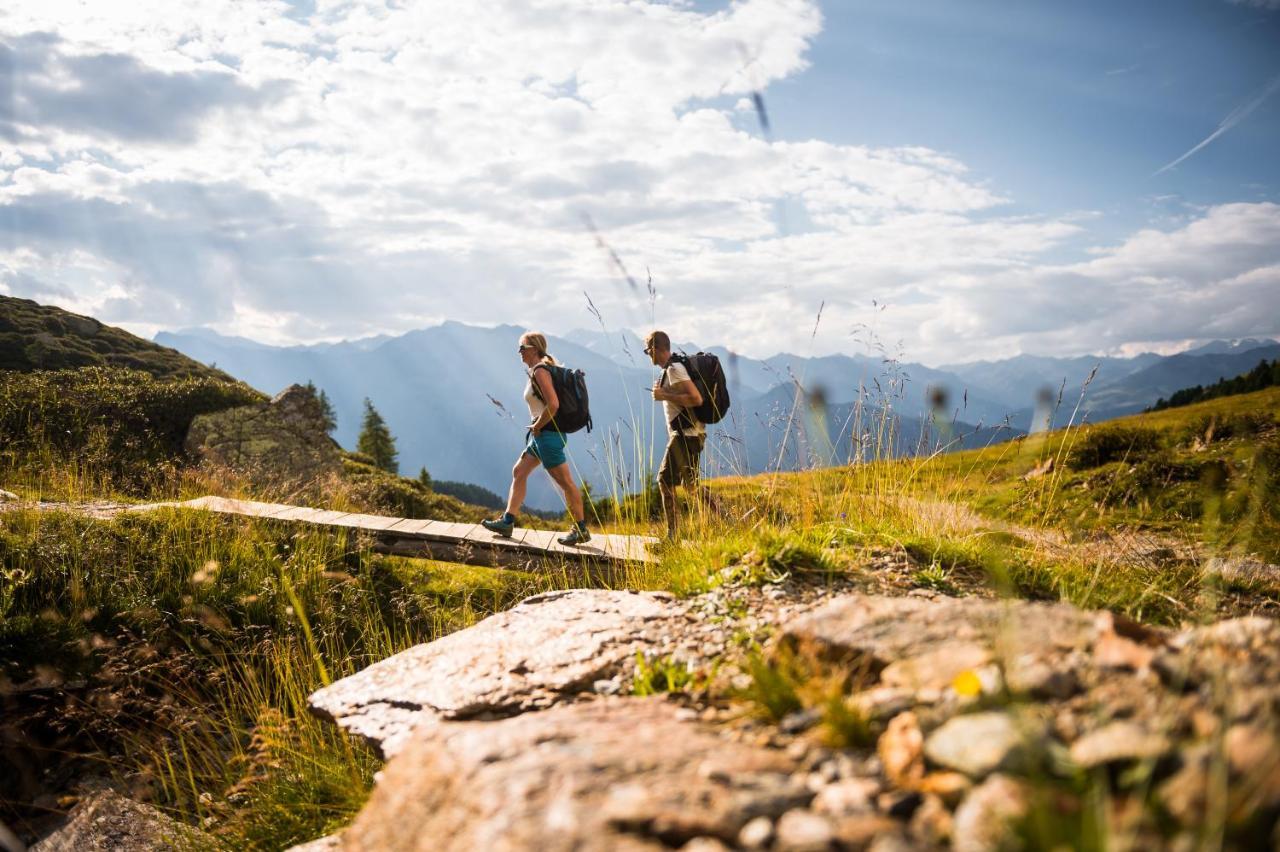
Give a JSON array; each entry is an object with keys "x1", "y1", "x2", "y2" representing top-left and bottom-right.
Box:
[{"x1": 660, "y1": 481, "x2": 679, "y2": 539}]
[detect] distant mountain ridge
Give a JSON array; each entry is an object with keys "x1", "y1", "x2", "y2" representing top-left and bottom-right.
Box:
[{"x1": 152, "y1": 323, "x2": 1278, "y2": 509}]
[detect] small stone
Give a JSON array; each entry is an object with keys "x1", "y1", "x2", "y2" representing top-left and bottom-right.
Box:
[
  {"x1": 30, "y1": 790, "x2": 214, "y2": 851},
  {"x1": 1094, "y1": 632, "x2": 1155, "y2": 671},
  {"x1": 283, "y1": 834, "x2": 343, "y2": 851},
  {"x1": 593, "y1": 678, "x2": 621, "y2": 695},
  {"x1": 910, "y1": 793, "x2": 952, "y2": 845},
  {"x1": 781, "y1": 707, "x2": 823, "y2": 734},
  {"x1": 1004, "y1": 655, "x2": 1079, "y2": 699},
  {"x1": 951, "y1": 774, "x2": 1027, "y2": 852},
  {"x1": 1225, "y1": 724, "x2": 1280, "y2": 806},
  {"x1": 1069, "y1": 721, "x2": 1170, "y2": 769},
  {"x1": 680, "y1": 839, "x2": 731, "y2": 852},
  {"x1": 876, "y1": 790, "x2": 922, "y2": 820},
  {"x1": 847, "y1": 687, "x2": 914, "y2": 722},
  {"x1": 867, "y1": 833, "x2": 916, "y2": 852},
  {"x1": 738, "y1": 816, "x2": 774, "y2": 849},
  {"x1": 923, "y1": 712, "x2": 1024, "y2": 778},
  {"x1": 0, "y1": 488, "x2": 18, "y2": 502},
  {"x1": 830, "y1": 815, "x2": 902, "y2": 849},
  {"x1": 1157, "y1": 748, "x2": 1211, "y2": 827},
  {"x1": 1204, "y1": 557, "x2": 1280, "y2": 587},
  {"x1": 881, "y1": 643, "x2": 992, "y2": 692},
  {"x1": 786, "y1": 740, "x2": 811, "y2": 761},
  {"x1": 812, "y1": 778, "x2": 879, "y2": 816},
  {"x1": 878, "y1": 711, "x2": 925, "y2": 788},
  {"x1": 774, "y1": 809, "x2": 834, "y2": 852},
  {"x1": 918, "y1": 771, "x2": 972, "y2": 806}
]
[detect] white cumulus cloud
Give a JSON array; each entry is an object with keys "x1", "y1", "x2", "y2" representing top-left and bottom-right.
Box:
[{"x1": 1, "y1": 0, "x2": 1275, "y2": 364}]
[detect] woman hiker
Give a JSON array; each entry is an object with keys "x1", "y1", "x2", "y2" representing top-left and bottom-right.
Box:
[{"x1": 481, "y1": 332, "x2": 591, "y2": 546}]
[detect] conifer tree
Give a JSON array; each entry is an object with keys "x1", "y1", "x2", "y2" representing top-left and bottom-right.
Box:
[
  {"x1": 305, "y1": 381, "x2": 337, "y2": 433},
  {"x1": 357, "y1": 398, "x2": 398, "y2": 473},
  {"x1": 417, "y1": 466, "x2": 432, "y2": 488}
]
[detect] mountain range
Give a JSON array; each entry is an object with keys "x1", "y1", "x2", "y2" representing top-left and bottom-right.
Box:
[{"x1": 154, "y1": 324, "x2": 1280, "y2": 509}]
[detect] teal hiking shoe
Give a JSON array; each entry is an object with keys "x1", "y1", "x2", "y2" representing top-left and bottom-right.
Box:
[
  {"x1": 557, "y1": 525, "x2": 591, "y2": 547},
  {"x1": 481, "y1": 516, "x2": 514, "y2": 538}
]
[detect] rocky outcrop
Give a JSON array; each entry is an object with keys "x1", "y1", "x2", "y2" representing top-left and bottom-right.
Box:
[
  {"x1": 340, "y1": 698, "x2": 809, "y2": 852},
  {"x1": 302, "y1": 588, "x2": 1280, "y2": 850},
  {"x1": 31, "y1": 791, "x2": 211, "y2": 851},
  {"x1": 309, "y1": 590, "x2": 692, "y2": 757},
  {"x1": 184, "y1": 383, "x2": 340, "y2": 485}
]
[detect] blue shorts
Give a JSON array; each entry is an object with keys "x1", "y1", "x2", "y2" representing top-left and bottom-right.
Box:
[{"x1": 524, "y1": 429, "x2": 568, "y2": 470}]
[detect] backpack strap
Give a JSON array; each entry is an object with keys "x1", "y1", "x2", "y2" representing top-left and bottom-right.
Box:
[
  {"x1": 529, "y1": 363, "x2": 553, "y2": 401},
  {"x1": 663, "y1": 354, "x2": 699, "y2": 431}
]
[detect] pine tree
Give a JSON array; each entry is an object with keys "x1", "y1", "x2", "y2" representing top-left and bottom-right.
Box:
[
  {"x1": 317, "y1": 389, "x2": 337, "y2": 434},
  {"x1": 305, "y1": 381, "x2": 337, "y2": 433},
  {"x1": 417, "y1": 467, "x2": 432, "y2": 489},
  {"x1": 357, "y1": 398, "x2": 398, "y2": 473}
]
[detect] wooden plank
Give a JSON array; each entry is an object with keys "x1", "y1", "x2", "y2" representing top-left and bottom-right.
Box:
[
  {"x1": 598, "y1": 533, "x2": 658, "y2": 563},
  {"x1": 192, "y1": 496, "x2": 285, "y2": 518},
  {"x1": 416, "y1": 521, "x2": 480, "y2": 542},
  {"x1": 329, "y1": 512, "x2": 404, "y2": 532},
  {"x1": 383, "y1": 517, "x2": 436, "y2": 535},
  {"x1": 464, "y1": 524, "x2": 529, "y2": 550},
  {"x1": 269, "y1": 505, "x2": 329, "y2": 522},
  {"x1": 297, "y1": 510, "x2": 355, "y2": 526},
  {"x1": 133, "y1": 496, "x2": 656, "y2": 564},
  {"x1": 515, "y1": 529, "x2": 588, "y2": 560}
]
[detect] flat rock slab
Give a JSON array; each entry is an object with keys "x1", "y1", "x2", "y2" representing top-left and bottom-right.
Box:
[
  {"x1": 340, "y1": 698, "x2": 810, "y2": 852},
  {"x1": 32, "y1": 790, "x2": 212, "y2": 851},
  {"x1": 781, "y1": 594, "x2": 1100, "y2": 675},
  {"x1": 309, "y1": 589, "x2": 687, "y2": 757}
]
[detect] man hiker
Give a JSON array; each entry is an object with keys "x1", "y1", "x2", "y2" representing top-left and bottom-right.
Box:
[{"x1": 646, "y1": 330, "x2": 706, "y2": 538}]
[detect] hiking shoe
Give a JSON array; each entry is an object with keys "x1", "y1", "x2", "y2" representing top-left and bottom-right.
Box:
[
  {"x1": 481, "y1": 516, "x2": 514, "y2": 538},
  {"x1": 557, "y1": 526, "x2": 591, "y2": 547}
]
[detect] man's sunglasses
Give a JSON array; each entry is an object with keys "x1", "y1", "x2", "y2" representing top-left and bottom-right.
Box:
[{"x1": 518, "y1": 344, "x2": 535, "y2": 353}]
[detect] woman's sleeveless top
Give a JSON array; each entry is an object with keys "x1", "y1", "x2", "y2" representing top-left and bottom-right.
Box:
[{"x1": 524, "y1": 367, "x2": 547, "y2": 424}]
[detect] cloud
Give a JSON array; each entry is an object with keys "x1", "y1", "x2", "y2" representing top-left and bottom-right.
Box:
[
  {"x1": 0, "y1": 32, "x2": 282, "y2": 144},
  {"x1": 911, "y1": 202, "x2": 1280, "y2": 358},
  {"x1": 0, "y1": 0, "x2": 1274, "y2": 366}
]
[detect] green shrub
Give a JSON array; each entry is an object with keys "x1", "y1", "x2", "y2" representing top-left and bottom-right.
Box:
[
  {"x1": 1182, "y1": 412, "x2": 1277, "y2": 445},
  {"x1": 340, "y1": 456, "x2": 484, "y2": 521},
  {"x1": 0, "y1": 367, "x2": 263, "y2": 489},
  {"x1": 1066, "y1": 426, "x2": 1161, "y2": 470}
]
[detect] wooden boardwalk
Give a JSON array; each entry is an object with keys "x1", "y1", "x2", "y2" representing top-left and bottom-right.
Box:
[{"x1": 132, "y1": 496, "x2": 658, "y2": 569}]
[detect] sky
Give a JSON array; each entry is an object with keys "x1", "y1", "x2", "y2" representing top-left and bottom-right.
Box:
[{"x1": 1, "y1": 0, "x2": 1278, "y2": 366}]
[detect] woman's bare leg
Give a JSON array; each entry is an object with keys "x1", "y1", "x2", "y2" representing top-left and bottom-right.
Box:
[
  {"x1": 505, "y1": 453, "x2": 541, "y2": 516},
  {"x1": 546, "y1": 463, "x2": 585, "y2": 522}
]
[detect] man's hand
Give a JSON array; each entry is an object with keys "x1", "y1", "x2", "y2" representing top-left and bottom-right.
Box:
[{"x1": 651, "y1": 380, "x2": 667, "y2": 402}]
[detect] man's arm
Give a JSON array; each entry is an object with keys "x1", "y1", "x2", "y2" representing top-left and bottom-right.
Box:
[{"x1": 658, "y1": 378, "x2": 702, "y2": 408}]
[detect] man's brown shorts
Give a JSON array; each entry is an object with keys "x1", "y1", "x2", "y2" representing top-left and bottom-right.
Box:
[{"x1": 658, "y1": 434, "x2": 704, "y2": 489}]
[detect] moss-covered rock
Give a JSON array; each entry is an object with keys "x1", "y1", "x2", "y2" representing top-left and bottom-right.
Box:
[{"x1": 185, "y1": 384, "x2": 343, "y2": 486}]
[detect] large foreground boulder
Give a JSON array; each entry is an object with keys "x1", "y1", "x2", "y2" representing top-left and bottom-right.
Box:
[
  {"x1": 340, "y1": 698, "x2": 810, "y2": 852},
  {"x1": 184, "y1": 383, "x2": 340, "y2": 485},
  {"x1": 309, "y1": 590, "x2": 691, "y2": 757}
]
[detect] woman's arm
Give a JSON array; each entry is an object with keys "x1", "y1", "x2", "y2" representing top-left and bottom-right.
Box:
[{"x1": 531, "y1": 366, "x2": 559, "y2": 433}]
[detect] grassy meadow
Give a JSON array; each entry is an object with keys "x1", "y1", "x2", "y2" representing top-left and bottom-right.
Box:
[{"x1": 2, "y1": 363, "x2": 1278, "y2": 848}]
